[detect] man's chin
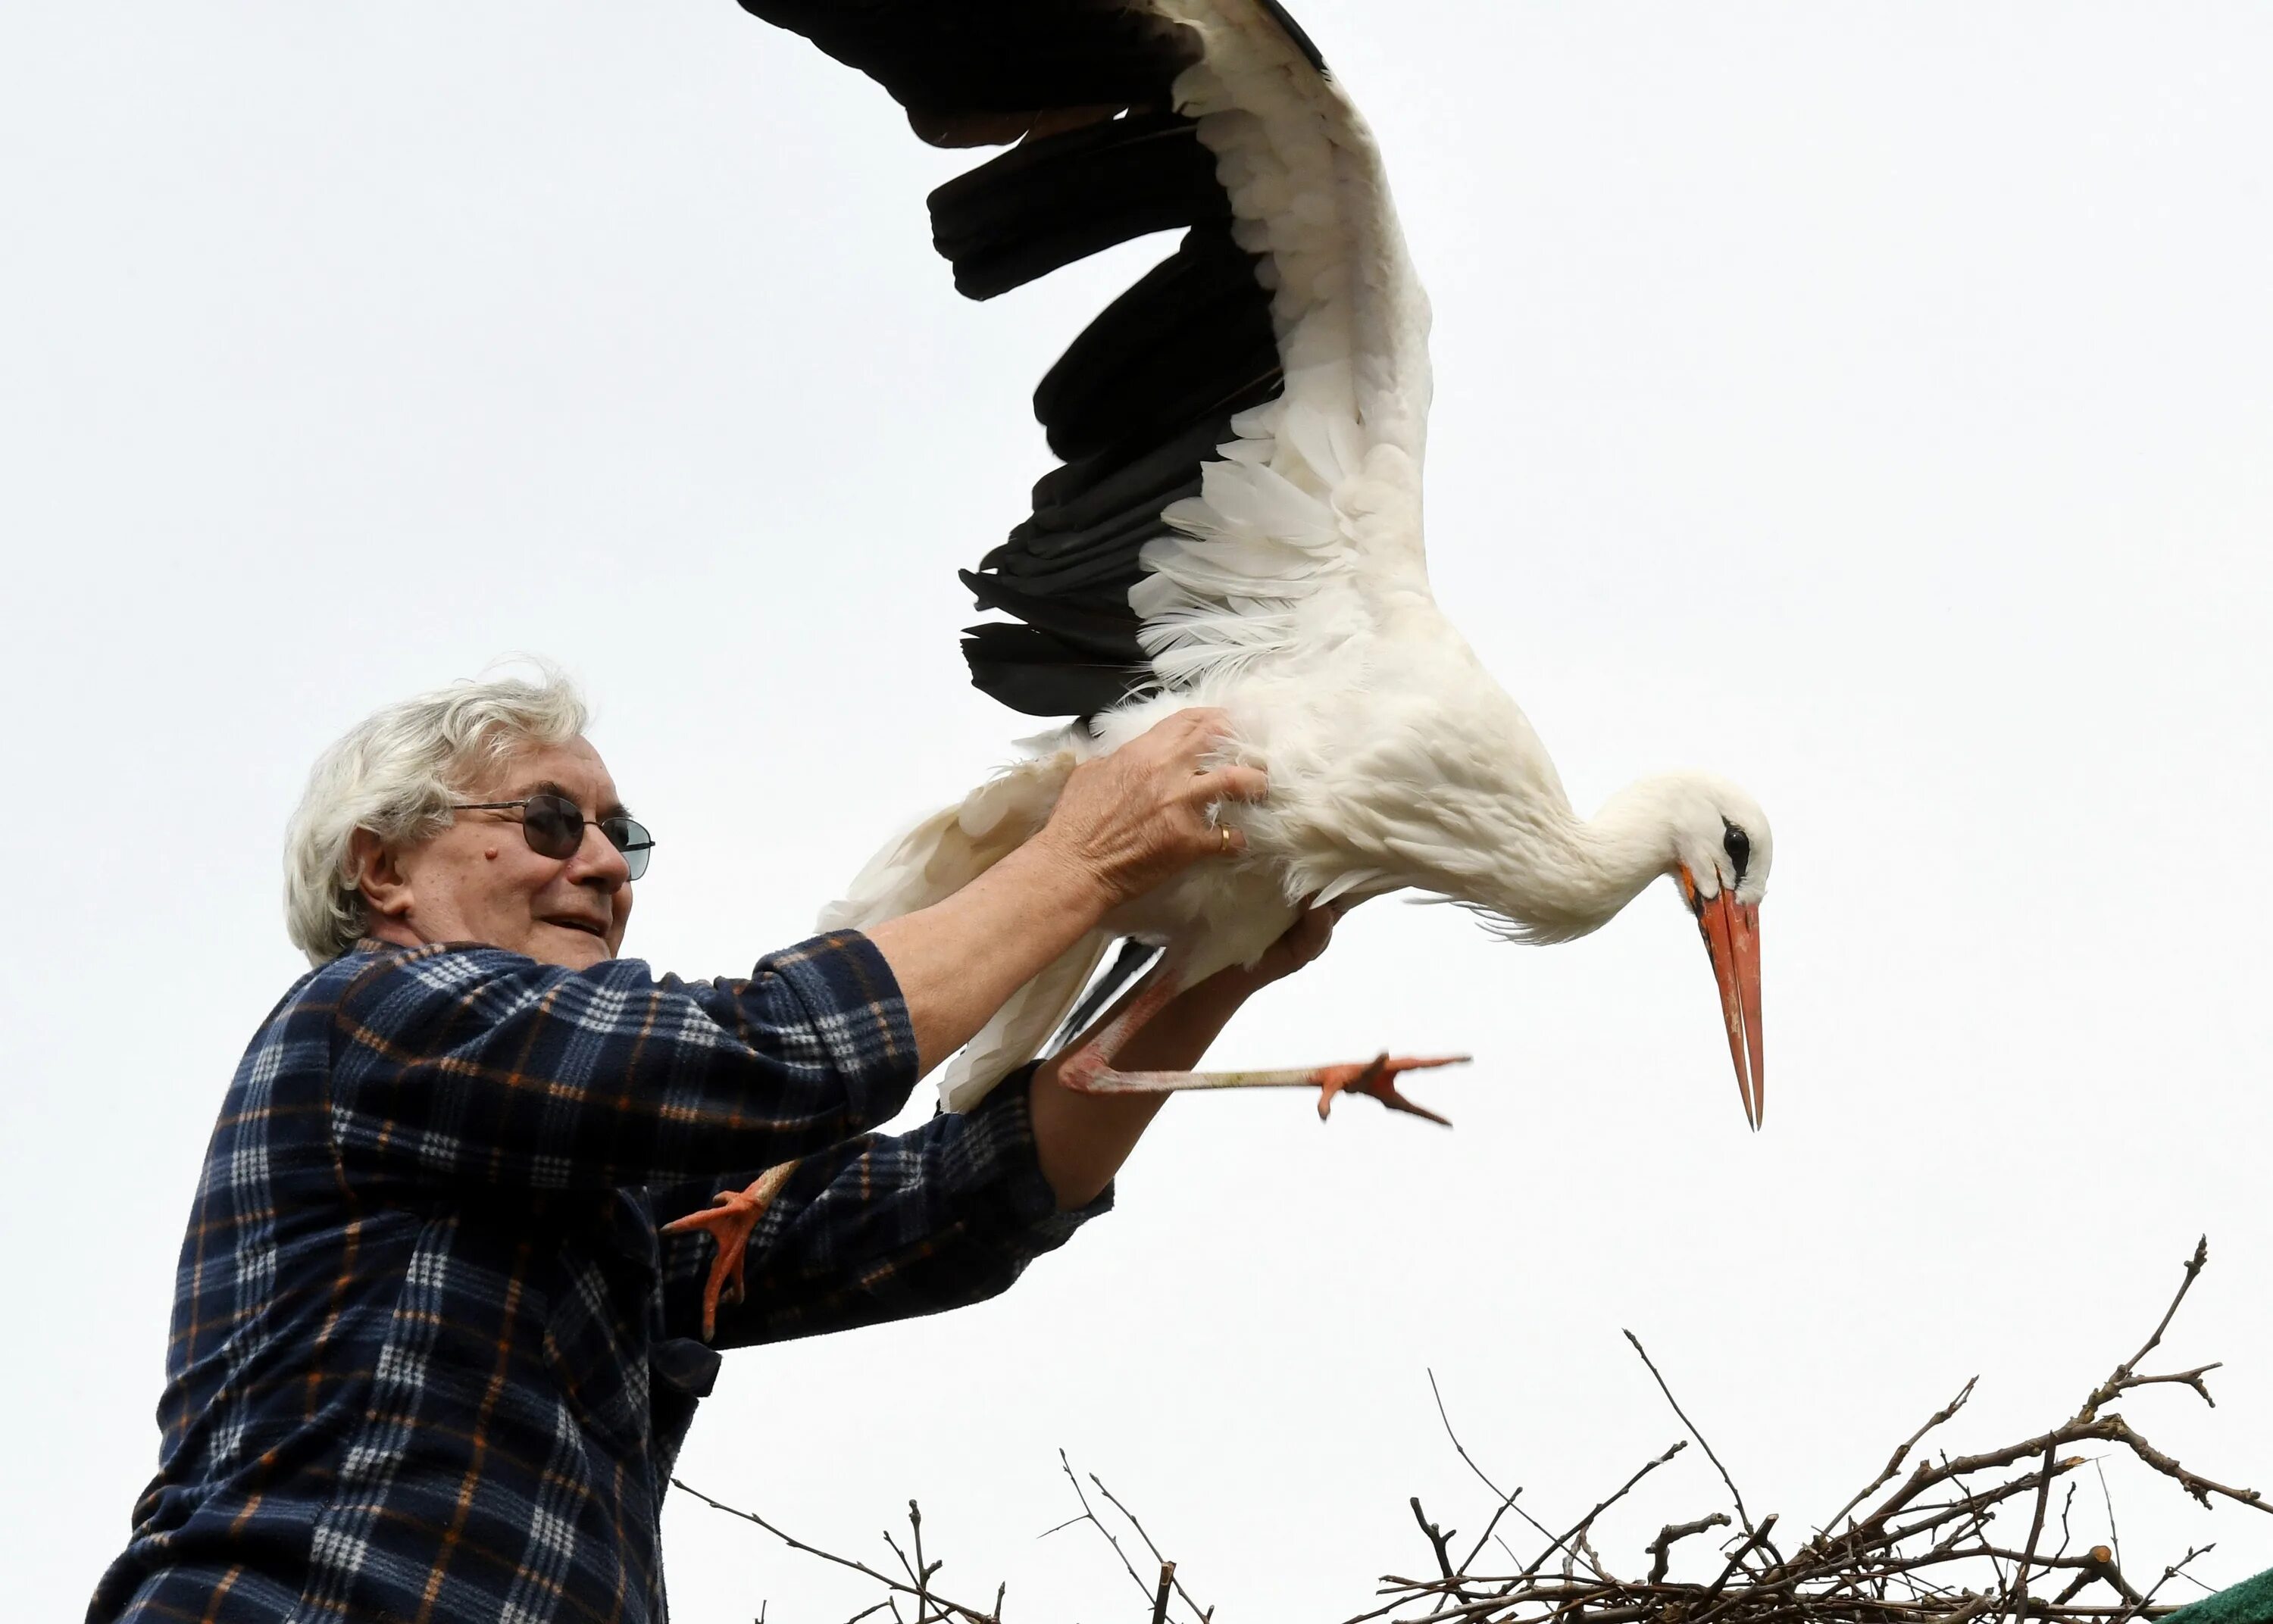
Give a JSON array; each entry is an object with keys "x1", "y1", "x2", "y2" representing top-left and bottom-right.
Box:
[{"x1": 530, "y1": 923, "x2": 614, "y2": 970}]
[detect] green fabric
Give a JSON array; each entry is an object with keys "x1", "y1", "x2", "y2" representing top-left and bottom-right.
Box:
[{"x1": 2166, "y1": 1566, "x2": 2273, "y2": 1624}]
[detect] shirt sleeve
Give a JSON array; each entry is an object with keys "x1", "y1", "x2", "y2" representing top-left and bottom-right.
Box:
[
  {"x1": 324, "y1": 933, "x2": 918, "y2": 1191},
  {"x1": 651, "y1": 1064, "x2": 1109, "y2": 1348}
]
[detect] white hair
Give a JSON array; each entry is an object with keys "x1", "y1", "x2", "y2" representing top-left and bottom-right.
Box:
[{"x1": 283, "y1": 667, "x2": 590, "y2": 964}]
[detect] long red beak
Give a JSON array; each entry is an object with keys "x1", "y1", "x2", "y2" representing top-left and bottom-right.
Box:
[{"x1": 1682, "y1": 867, "x2": 1765, "y2": 1129}]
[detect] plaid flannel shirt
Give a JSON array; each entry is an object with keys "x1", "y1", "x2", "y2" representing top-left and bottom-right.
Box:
[{"x1": 92, "y1": 932, "x2": 1102, "y2": 1623}]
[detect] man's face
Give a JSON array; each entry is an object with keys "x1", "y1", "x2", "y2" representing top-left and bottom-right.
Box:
[{"x1": 369, "y1": 735, "x2": 635, "y2": 970}]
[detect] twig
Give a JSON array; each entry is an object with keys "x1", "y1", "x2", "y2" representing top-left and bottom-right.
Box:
[
  {"x1": 1690, "y1": 1513, "x2": 1779, "y2": 1619},
  {"x1": 1090, "y1": 1470, "x2": 1212, "y2": 1622},
  {"x1": 1045, "y1": 1451, "x2": 1153, "y2": 1608},
  {"x1": 1819, "y1": 1379, "x2": 1980, "y2": 1544},
  {"x1": 2009, "y1": 1441, "x2": 2061, "y2": 1622},
  {"x1": 1412, "y1": 1498, "x2": 1458, "y2": 1581},
  {"x1": 2118, "y1": 1544, "x2": 2215, "y2": 1624},
  {"x1": 2096, "y1": 1461, "x2": 2122, "y2": 1575},
  {"x1": 1430, "y1": 1370, "x2": 1546, "y2": 1566},
  {"x1": 1623, "y1": 1330, "x2": 1754, "y2": 1534},
  {"x1": 2053, "y1": 1547, "x2": 2146, "y2": 1608},
  {"x1": 2080, "y1": 1240, "x2": 2209, "y2": 1424},
  {"x1": 671, "y1": 1479, "x2": 1001, "y2": 1624},
  {"x1": 1646, "y1": 1514, "x2": 1732, "y2": 1584},
  {"x1": 1518, "y1": 1441, "x2": 1685, "y2": 1580}
]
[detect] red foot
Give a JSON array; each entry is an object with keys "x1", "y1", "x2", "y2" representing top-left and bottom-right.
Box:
[
  {"x1": 660, "y1": 1161, "x2": 798, "y2": 1340},
  {"x1": 1315, "y1": 1054, "x2": 1467, "y2": 1126}
]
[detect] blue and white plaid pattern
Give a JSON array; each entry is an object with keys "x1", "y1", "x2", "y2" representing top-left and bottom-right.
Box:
[{"x1": 92, "y1": 933, "x2": 1102, "y2": 1622}]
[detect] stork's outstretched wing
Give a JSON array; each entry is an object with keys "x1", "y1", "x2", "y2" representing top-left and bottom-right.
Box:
[{"x1": 739, "y1": 0, "x2": 1434, "y2": 717}]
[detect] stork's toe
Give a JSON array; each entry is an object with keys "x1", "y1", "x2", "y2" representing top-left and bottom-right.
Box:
[
  {"x1": 660, "y1": 1163, "x2": 798, "y2": 1340},
  {"x1": 1316, "y1": 1053, "x2": 1467, "y2": 1126}
]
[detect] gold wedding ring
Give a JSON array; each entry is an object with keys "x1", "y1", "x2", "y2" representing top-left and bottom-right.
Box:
[{"x1": 1218, "y1": 826, "x2": 1235, "y2": 856}]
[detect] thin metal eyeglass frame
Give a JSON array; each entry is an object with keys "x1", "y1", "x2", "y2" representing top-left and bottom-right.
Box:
[{"x1": 449, "y1": 794, "x2": 654, "y2": 880}]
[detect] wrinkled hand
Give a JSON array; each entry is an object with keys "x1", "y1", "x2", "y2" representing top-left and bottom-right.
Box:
[{"x1": 1033, "y1": 709, "x2": 1268, "y2": 908}]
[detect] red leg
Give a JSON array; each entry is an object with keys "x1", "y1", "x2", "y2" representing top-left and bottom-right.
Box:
[
  {"x1": 1061, "y1": 1050, "x2": 1468, "y2": 1125},
  {"x1": 660, "y1": 1160, "x2": 798, "y2": 1341}
]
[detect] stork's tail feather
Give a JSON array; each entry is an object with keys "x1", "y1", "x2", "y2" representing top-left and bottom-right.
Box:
[{"x1": 1047, "y1": 937, "x2": 1165, "y2": 1055}]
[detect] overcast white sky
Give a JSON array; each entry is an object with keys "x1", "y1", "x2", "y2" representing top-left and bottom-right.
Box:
[{"x1": 5, "y1": 2, "x2": 2271, "y2": 1618}]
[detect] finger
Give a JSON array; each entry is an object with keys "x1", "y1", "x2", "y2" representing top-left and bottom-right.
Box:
[
  {"x1": 1280, "y1": 906, "x2": 1330, "y2": 951},
  {"x1": 1152, "y1": 707, "x2": 1227, "y2": 749},
  {"x1": 1188, "y1": 764, "x2": 1269, "y2": 805},
  {"x1": 1115, "y1": 711, "x2": 1204, "y2": 771}
]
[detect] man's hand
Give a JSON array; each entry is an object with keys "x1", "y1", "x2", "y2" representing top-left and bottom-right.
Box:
[
  {"x1": 1027, "y1": 897, "x2": 1352, "y2": 1209},
  {"x1": 1237, "y1": 898, "x2": 1346, "y2": 987},
  {"x1": 865, "y1": 709, "x2": 1268, "y2": 1076},
  {"x1": 1030, "y1": 708, "x2": 1268, "y2": 910}
]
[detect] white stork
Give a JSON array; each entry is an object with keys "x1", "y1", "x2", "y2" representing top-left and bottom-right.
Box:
[{"x1": 670, "y1": 0, "x2": 1772, "y2": 1310}]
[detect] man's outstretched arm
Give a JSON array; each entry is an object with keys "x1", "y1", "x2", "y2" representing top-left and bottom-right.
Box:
[
  {"x1": 1027, "y1": 903, "x2": 1342, "y2": 1208},
  {"x1": 652, "y1": 910, "x2": 1340, "y2": 1348}
]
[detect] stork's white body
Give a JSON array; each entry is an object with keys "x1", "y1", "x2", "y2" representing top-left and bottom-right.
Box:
[
  {"x1": 823, "y1": 625, "x2": 1739, "y2": 1109},
  {"x1": 823, "y1": 0, "x2": 1771, "y2": 1111}
]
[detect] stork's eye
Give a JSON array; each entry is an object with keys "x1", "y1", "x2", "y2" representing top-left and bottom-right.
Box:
[{"x1": 1722, "y1": 821, "x2": 1751, "y2": 880}]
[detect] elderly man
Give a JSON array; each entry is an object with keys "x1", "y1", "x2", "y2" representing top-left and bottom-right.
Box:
[{"x1": 92, "y1": 671, "x2": 1336, "y2": 1623}]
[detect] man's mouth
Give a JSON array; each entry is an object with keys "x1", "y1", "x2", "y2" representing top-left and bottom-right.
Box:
[{"x1": 546, "y1": 917, "x2": 608, "y2": 939}]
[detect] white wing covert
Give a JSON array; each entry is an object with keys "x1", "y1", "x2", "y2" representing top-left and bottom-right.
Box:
[{"x1": 1131, "y1": 1, "x2": 1436, "y2": 692}]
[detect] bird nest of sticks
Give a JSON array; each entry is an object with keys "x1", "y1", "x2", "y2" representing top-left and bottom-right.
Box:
[{"x1": 676, "y1": 1238, "x2": 2268, "y2": 1623}]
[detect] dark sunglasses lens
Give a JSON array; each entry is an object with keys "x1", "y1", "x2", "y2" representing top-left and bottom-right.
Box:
[
  {"x1": 521, "y1": 794, "x2": 586, "y2": 860},
  {"x1": 603, "y1": 817, "x2": 653, "y2": 881}
]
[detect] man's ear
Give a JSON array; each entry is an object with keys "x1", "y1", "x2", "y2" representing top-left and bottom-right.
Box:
[{"x1": 349, "y1": 827, "x2": 414, "y2": 921}]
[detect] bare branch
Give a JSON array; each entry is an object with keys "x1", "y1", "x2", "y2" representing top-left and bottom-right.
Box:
[
  {"x1": 671, "y1": 1479, "x2": 1002, "y2": 1624},
  {"x1": 1430, "y1": 1369, "x2": 1547, "y2": 1567},
  {"x1": 1646, "y1": 1514, "x2": 1732, "y2": 1585},
  {"x1": 2009, "y1": 1441, "x2": 2061, "y2": 1621},
  {"x1": 1411, "y1": 1497, "x2": 1458, "y2": 1582},
  {"x1": 1818, "y1": 1379, "x2": 1980, "y2": 1544},
  {"x1": 1518, "y1": 1441, "x2": 1685, "y2": 1581},
  {"x1": 1047, "y1": 1451, "x2": 1152, "y2": 1607},
  {"x1": 1088, "y1": 1470, "x2": 1213, "y2": 1622},
  {"x1": 2080, "y1": 1238, "x2": 2209, "y2": 1423},
  {"x1": 1623, "y1": 1329, "x2": 1753, "y2": 1534}
]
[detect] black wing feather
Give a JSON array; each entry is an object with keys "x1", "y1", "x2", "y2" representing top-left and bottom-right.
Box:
[
  {"x1": 1033, "y1": 225, "x2": 1280, "y2": 462},
  {"x1": 738, "y1": 0, "x2": 1309, "y2": 718},
  {"x1": 930, "y1": 112, "x2": 1226, "y2": 300}
]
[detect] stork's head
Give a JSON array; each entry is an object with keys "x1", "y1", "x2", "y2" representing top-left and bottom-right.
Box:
[{"x1": 1665, "y1": 778, "x2": 1771, "y2": 1130}]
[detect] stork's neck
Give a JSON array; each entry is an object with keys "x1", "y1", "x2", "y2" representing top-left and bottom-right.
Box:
[{"x1": 1446, "y1": 774, "x2": 1706, "y2": 942}]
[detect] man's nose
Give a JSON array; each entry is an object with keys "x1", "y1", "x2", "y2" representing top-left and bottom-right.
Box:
[{"x1": 569, "y1": 823, "x2": 631, "y2": 886}]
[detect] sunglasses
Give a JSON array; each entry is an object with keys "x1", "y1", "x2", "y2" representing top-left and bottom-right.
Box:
[{"x1": 450, "y1": 792, "x2": 654, "y2": 881}]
